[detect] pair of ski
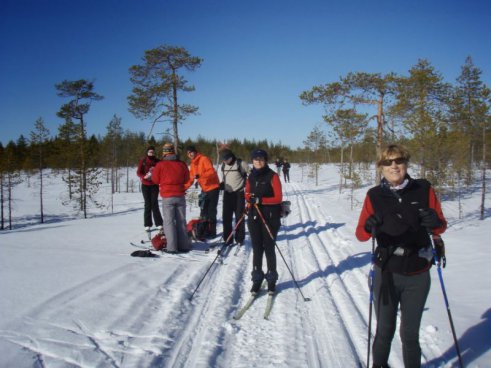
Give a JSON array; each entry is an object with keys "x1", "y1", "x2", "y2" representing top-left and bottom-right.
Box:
[
  {"x1": 233, "y1": 287, "x2": 276, "y2": 320},
  {"x1": 206, "y1": 242, "x2": 244, "y2": 256}
]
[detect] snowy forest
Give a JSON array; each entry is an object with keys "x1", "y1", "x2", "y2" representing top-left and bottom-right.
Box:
[{"x1": 1, "y1": 46, "x2": 490, "y2": 229}]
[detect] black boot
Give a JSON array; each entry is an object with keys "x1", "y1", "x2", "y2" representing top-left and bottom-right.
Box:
[
  {"x1": 265, "y1": 270, "x2": 278, "y2": 293},
  {"x1": 250, "y1": 269, "x2": 264, "y2": 293},
  {"x1": 250, "y1": 281, "x2": 262, "y2": 293},
  {"x1": 206, "y1": 221, "x2": 217, "y2": 238}
]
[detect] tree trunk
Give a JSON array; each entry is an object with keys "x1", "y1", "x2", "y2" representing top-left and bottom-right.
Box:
[
  {"x1": 8, "y1": 173, "x2": 12, "y2": 230},
  {"x1": 339, "y1": 146, "x2": 344, "y2": 193},
  {"x1": 480, "y1": 122, "x2": 486, "y2": 220},
  {"x1": 0, "y1": 173, "x2": 4, "y2": 230},
  {"x1": 172, "y1": 69, "x2": 180, "y2": 153},
  {"x1": 375, "y1": 98, "x2": 384, "y2": 185}
]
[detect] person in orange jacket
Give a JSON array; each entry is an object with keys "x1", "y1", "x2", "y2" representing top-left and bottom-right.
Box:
[{"x1": 184, "y1": 146, "x2": 220, "y2": 237}]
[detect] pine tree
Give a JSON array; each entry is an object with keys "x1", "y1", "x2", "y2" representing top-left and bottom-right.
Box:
[
  {"x1": 55, "y1": 79, "x2": 103, "y2": 218},
  {"x1": 391, "y1": 59, "x2": 451, "y2": 179},
  {"x1": 450, "y1": 57, "x2": 490, "y2": 219},
  {"x1": 128, "y1": 45, "x2": 202, "y2": 153},
  {"x1": 324, "y1": 109, "x2": 368, "y2": 192},
  {"x1": 29, "y1": 118, "x2": 50, "y2": 223},
  {"x1": 301, "y1": 72, "x2": 397, "y2": 183}
]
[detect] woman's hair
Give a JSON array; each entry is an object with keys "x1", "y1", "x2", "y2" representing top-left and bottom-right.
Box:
[{"x1": 377, "y1": 144, "x2": 411, "y2": 167}]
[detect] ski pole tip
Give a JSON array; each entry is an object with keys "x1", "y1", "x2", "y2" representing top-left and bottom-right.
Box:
[{"x1": 304, "y1": 297, "x2": 312, "y2": 302}]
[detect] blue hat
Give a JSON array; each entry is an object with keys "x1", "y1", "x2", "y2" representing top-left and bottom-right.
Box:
[{"x1": 250, "y1": 148, "x2": 268, "y2": 161}]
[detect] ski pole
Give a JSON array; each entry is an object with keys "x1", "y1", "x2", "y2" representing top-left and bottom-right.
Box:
[
  {"x1": 189, "y1": 212, "x2": 247, "y2": 300},
  {"x1": 216, "y1": 211, "x2": 247, "y2": 261},
  {"x1": 366, "y1": 228, "x2": 376, "y2": 368},
  {"x1": 254, "y1": 204, "x2": 311, "y2": 302},
  {"x1": 428, "y1": 230, "x2": 465, "y2": 368}
]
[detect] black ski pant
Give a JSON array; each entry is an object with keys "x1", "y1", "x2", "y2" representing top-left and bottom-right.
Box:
[
  {"x1": 142, "y1": 184, "x2": 163, "y2": 228},
  {"x1": 372, "y1": 267, "x2": 430, "y2": 368},
  {"x1": 222, "y1": 190, "x2": 245, "y2": 244},
  {"x1": 247, "y1": 205, "x2": 281, "y2": 281},
  {"x1": 200, "y1": 188, "x2": 220, "y2": 236},
  {"x1": 283, "y1": 170, "x2": 290, "y2": 182}
]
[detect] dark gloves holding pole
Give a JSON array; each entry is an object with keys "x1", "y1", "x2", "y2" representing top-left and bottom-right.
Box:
[
  {"x1": 364, "y1": 214, "x2": 382, "y2": 235},
  {"x1": 432, "y1": 234, "x2": 446, "y2": 268},
  {"x1": 248, "y1": 194, "x2": 261, "y2": 205},
  {"x1": 419, "y1": 208, "x2": 441, "y2": 229}
]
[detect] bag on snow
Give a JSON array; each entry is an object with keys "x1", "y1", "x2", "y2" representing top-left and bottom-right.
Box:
[
  {"x1": 187, "y1": 218, "x2": 209, "y2": 241},
  {"x1": 131, "y1": 250, "x2": 159, "y2": 258},
  {"x1": 281, "y1": 201, "x2": 291, "y2": 218},
  {"x1": 151, "y1": 232, "x2": 167, "y2": 251}
]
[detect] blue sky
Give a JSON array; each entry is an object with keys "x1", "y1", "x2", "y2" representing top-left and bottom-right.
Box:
[{"x1": 1, "y1": 0, "x2": 490, "y2": 149}]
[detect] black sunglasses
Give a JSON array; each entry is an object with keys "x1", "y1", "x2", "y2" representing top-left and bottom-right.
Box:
[{"x1": 380, "y1": 157, "x2": 407, "y2": 166}]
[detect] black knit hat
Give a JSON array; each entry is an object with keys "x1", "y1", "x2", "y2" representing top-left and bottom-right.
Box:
[
  {"x1": 250, "y1": 148, "x2": 268, "y2": 161},
  {"x1": 147, "y1": 146, "x2": 156, "y2": 153},
  {"x1": 186, "y1": 145, "x2": 197, "y2": 153},
  {"x1": 221, "y1": 149, "x2": 234, "y2": 161}
]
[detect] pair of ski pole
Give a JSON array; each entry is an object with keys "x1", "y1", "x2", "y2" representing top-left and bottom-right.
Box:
[
  {"x1": 366, "y1": 228, "x2": 464, "y2": 368},
  {"x1": 189, "y1": 203, "x2": 311, "y2": 302},
  {"x1": 252, "y1": 203, "x2": 311, "y2": 302},
  {"x1": 189, "y1": 211, "x2": 247, "y2": 300}
]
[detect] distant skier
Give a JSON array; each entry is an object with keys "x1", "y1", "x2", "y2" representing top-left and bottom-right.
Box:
[
  {"x1": 136, "y1": 146, "x2": 163, "y2": 232},
  {"x1": 274, "y1": 158, "x2": 283, "y2": 174},
  {"x1": 282, "y1": 158, "x2": 291, "y2": 183},
  {"x1": 246, "y1": 149, "x2": 283, "y2": 293},
  {"x1": 356, "y1": 144, "x2": 447, "y2": 368}
]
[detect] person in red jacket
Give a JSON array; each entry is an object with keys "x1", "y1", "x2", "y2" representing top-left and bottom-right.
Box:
[
  {"x1": 136, "y1": 146, "x2": 163, "y2": 231},
  {"x1": 245, "y1": 148, "x2": 283, "y2": 293},
  {"x1": 184, "y1": 145, "x2": 220, "y2": 237},
  {"x1": 356, "y1": 144, "x2": 447, "y2": 368},
  {"x1": 152, "y1": 143, "x2": 191, "y2": 253}
]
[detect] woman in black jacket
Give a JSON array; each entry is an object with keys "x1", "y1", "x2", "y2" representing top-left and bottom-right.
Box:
[
  {"x1": 356, "y1": 144, "x2": 447, "y2": 368},
  {"x1": 245, "y1": 149, "x2": 283, "y2": 293}
]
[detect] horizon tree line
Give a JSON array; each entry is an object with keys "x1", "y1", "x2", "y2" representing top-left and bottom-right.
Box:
[{"x1": 0, "y1": 45, "x2": 489, "y2": 228}]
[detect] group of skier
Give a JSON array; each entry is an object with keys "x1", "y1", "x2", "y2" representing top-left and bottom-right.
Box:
[
  {"x1": 138, "y1": 142, "x2": 450, "y2": 368},
  {"x1": 137, "y1": 145, "x2": 286, "y2": 292}
]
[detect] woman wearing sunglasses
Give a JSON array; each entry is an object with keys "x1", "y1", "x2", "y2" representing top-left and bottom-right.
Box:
[{"x1": 356, "y1": 144, "x2": 447, "y2": 368}]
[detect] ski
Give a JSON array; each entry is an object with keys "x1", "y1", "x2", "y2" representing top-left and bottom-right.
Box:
[
  {"x1": 233, "y1": 292, "x2": 259, "y2": 320},
  {"x1": 263, "y1": 291, "x2": 275, "y2": 320},
  {"x1": 204, "y1": 237, "x2": 225, "y2": 253},
  {"x1": 130, "y1": 242, "x2": 152, "y2": 249},
  {"x1": 233, "y1": 243, "x2": 243, "y2": 256}
]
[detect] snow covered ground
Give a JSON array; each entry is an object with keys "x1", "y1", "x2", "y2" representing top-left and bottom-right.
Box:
[{"x1": 0, "y1": 164, "x2": 490, "y2": 367}]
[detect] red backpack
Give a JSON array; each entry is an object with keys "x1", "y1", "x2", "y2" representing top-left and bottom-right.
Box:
[{"x1": 151, "y1": 232, "x2": 167, "y2": 251}]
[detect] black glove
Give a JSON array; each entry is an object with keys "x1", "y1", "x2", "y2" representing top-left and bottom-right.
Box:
[
  {"x1": 219, "y1": 182, "x2": 225, "y2": 191},
  {"x1": 364, "y1": 214, "x2": 382, "y2": 234},
  {"x1": 249, "y1": 195, "x2": 261, "y2": 205},
  {"x1": 419, "y1": 208, "x2": 441, "y2": 229},
  {"x1": 432, "y1": 235, "x2": 446, "y2": 268}
]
